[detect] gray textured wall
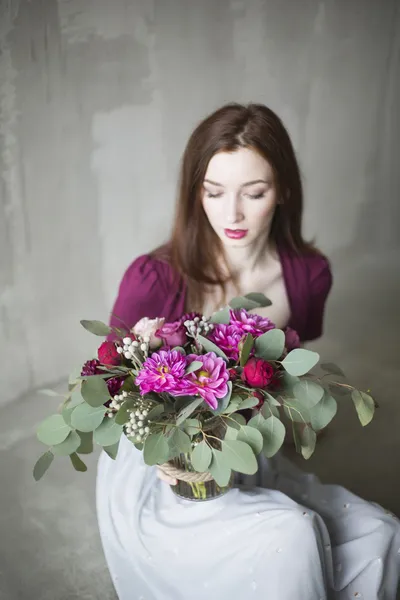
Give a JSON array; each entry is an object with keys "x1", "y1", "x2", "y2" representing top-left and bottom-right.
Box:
[{"x1": 1, "y1": 0, "x2": 399, "y2": 406}]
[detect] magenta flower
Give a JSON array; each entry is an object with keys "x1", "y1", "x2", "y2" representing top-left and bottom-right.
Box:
[
  {"x1": 181, "y1": 311, "x2": 202, "y2": 324},
  {"x1": 135, "y1": 349, "x2": 190, "y2": 396},
  {"x1": 208, "y1": 324, "x2": 244, "y2": 361},
  {"x1": 81, "y1": 359, "x2": 101, "y2": 377},
  {"x1": 230, "y1": 308, "x2": 276, "y2": 338},
  {"x1": 155, "y1": 321, "x2": 188, "y2": 348},
  {"x1": 185, "y1": 352, "x2": 229, "y2": 410}
]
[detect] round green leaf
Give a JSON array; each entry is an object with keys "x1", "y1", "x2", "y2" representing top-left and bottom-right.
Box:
[
  {"x1": 227, "y1": 413, "x2": 247, "y2": 429},
  {"x1": 248, "y1": 412, "x2": 266, "y2": 430},
  {"x1": 283, "y1": 400, "x2": 310, "y2": 423},
  {"x1": 114, "y1": 398, "x2": 136, "y2": 425},
  {"x1": 239, "y1": 396, "x2": 260, "y2": 410},
  {"x1": 212, "y1": 381, "x2": 233, "y2": 415},
  {"x1": 351, "y1": 390, "x2": 375, "y2": 426},
  {"x1": 293, "y1": 380, "x2": 324, "y2": 409},
  {"x1": 208, "y1": 448, "x2": 232, "y2": 486},
  {"x1": 185, "y1": 361, "x2": 203, "y2": 375},
  {"x1": 260, "y1": 415, "x2": 285, "y2": 458},
  {"x1": 93, "y1": 417, "x2": 124, "y2": 447},
  {"x1": 191, "y1": 441, "x2": 212, "y2": 472},
  {"x1": 239, "y1": 334, "x2": 254, "y2": 367},
  {"x1": 81, "y1": 376, "x2": 111, "y2": 408},
  {"x1": 176, "y1": 397, "x2": 203, "y2": 425},
  {"x1": 37, "y1": 415, "x2": 71, "y2": 446},
  {"x1": 71, "y1": 403, "x2": 106, "y2": 432},
  {"x1": 169, "y1": 428, "x2": 192, "y2": 454},
  {"x1": 237, "y1": 425, "x2": 263, "y2": 455},
  {"x1": 103, "y1": 441, "x2": 119, "y2": 460},
  {"x1": 70, "y1": 452, "x2": 87, "y2": 472},
  {"x1": 52, "y1": 431, "x2": 81, "y2": 456},
  {"x1": 77, "y1": 432, "x2": 93, "y2": 454},
  {"x1": 196, "y1": 335, "x2": 228, "y2": 360},
  {"x1": 80, "y1": 319, "x2": 111, "y2": 336},
  {"x1": 281, "y1": 349, "x2": 320, "y2": 376},
  {"x1": 143, "y1": 433, "x2": 170, "y2": 466},
  {"x1": 229, "y1": 296, "x2": 260, "y2": 311},
  {"x1": 221, "y1": 440, "x2": 258, "y2": 475},
  {"x1": 321, "y1": 362, "x2": 345, "y2": 377},
  {"x1": 255, "y1": 329, "x2": 285, "y2": 360},
  {"x1": 33, "y1": 450, "x2": 54, "y2": 481},
  {"x1": 300, "y1": 425, "x2": 317, "y2": 459},
  {"x1": 182, "y1": 419, "x2": 201, "y2": 437},
  {"x1": 209, "y1": 306, "x2": 230, "y2": 324},
  {"x1": 65, "y1": 387, "x2": 85, "y2": 409},
  {"x1": 309, "y1": 392, "x2": 337, "y2": 431},
  {"x1": 224, "y1": 425, "x2": 239, "y2": 440},
  {"x1": 244, "y1": 293, "x2": 271, "y2": 307}
]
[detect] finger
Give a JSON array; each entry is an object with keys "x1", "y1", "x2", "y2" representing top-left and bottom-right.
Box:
[{"x1": 157, "y1": 469, "x2": 177, "y2": 486}]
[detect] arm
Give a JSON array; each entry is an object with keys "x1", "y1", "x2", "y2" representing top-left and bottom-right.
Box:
[{"x1": 303, "y1": 256, "x2": 333, "y2": 342}]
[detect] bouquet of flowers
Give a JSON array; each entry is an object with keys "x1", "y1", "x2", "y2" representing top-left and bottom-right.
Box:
[{"x1": 34, "y1": 293, "x2": 376, "y2": 501}]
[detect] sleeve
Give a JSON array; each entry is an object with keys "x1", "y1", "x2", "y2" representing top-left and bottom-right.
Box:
[
  {"x1": 303, "y1": 256, "x2": 333, "y2": 342},
  {"x1": 107, "y1": 255, "x2": 169, "y2": 336}
]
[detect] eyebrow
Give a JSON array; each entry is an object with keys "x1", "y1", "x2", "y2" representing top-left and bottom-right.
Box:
[{"x1": 203, "y1": 179, "x2": 269, "y2": 187}]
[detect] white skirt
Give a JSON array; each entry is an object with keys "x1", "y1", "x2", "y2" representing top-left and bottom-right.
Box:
[{"x1": 96, "y1": 435, "x2": 400, "y2": 600}]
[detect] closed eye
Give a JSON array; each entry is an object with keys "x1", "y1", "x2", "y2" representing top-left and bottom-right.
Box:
[
  {"x1": 247, "y1": 192, "x2": 265, "y2": 200},
  {"x1": 205, "y1": 191, "x2": 223, "y2": 199}
]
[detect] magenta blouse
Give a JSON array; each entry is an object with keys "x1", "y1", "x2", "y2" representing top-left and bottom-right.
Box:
[{"x1": 108, "y1": 248, "x2": 332, "y2": 342}]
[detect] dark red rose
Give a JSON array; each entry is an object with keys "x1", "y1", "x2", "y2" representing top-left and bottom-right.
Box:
[
  {"x1": 228, "y1": 368, "x2": 239, "y2": 381},
  {"x1": 284, "y1": 327, "x2": 301, "y2": 352},
  {"x1": 242, "y1": 357, "x2": 275, "y2": 388},
  {"x1": 98, "y1": 341, "x2": 121, "y2": 366}
]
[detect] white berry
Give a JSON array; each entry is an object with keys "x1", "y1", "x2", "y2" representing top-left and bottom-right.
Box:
[
  {"x1": 123, "y1": 337, "x2": 132, "y2": 345},
  {"x1": 124, "y1": 351, "x2": 133, "y2": 359}
]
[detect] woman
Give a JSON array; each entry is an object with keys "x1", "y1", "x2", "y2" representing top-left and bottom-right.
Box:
[{"x1": 96, "y1": 103, "x2": 400, "y2": 599}]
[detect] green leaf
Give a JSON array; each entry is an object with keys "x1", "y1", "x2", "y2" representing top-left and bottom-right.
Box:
[
  {"x1": 351, "y1": 390, "x2": 375, "y2": 426},
  {"x1": 300, "y1": 425, "x2": 317, "y2": 459},
  {"x1": 208, "y1": 448, "x2": 232, "y2": 486},
  {"x1": 227, "y1": 413, "x2": 247, "y2": 429},
  {"x1": 239, "y1": 334, "x2": 254, "y2": 367},
  {"x1": 103, "y1": 441, "x2": 119, "y2": 460},
  {"x1": 329, "y1": 384, "x2": 349, "y2": 397},
  {"x1": 80, "y1": 319, "x2": 111, "y2": 336},
  {"x1": 115, "y1": 398, "x2": 136, "y2": 425},
  {"x1": 169, "y1": 428, "x2": 192, "y2": 454},
  {"x1": 81, "y1": 377, "x2": 111, "y2": 408},
  {"x1": 52, "y1": 431, "x2": 81, "y2": 456},
  {"x1": 68, "y1": 367, "x2": 82, "y2": 385},
  {"x1": 65, "y1": 387, "x2": 85, "y2": 409},
  {"x1": 255, "y1": 329, "x2": 285, "y2": 360},
  {"x1": 248, "y1": 412, "x2": 266, "y2": 429},
  {"x1": 229, "y1": 296, "x2": 260, "y2": 311},
  {"x1": 71, "y1": 403, "x2": 106, "y2": 432},
  {"x1": 264, "y1": 392, "x2": 281, "y2": 407},
  {"x1": 77, "y1": 432, "x2": 93, "y2": 454},
  {"x1": 261, "y1": 402, "x2": 280, "y2": 419},
  {"x1": 33, "y1": 451, "x2": 54, "y2": 481},
  {"x1": 321, "y1": 362, "x2": 345, "y2": 377},
  {"x1": 237, "y1": 425, "x2": 263, "y2": 455},
  {"x1": 221, "y1": 440, "x2": 258, "y2": 475},
  {"x1": 146, "y1": 404, "x2": 165, "y2": 422},
  {"x1": 143, "y1": 433, "x2": 170, "y2": 466},
  {"x1": 224, "y1": 425, "x2": 239, "y2": 440},
  {"x1": 280, "y1": 372, "x2": 300, "y2": 392},
  {"x1": 212, "y1": 381, "x2": 233, "y2": 415},
  {"x1": 283, "y1": 400, "x2": 310, "y2": 423},
  {"x1": 293, "y1": 380, "x2": 324, "y2": 409},
  {"x1": 196, "y1": 335, "x2": 228, "y2": 360},
  {"x1": 185, "y1": 361, "x2": 203, "y2": 375},
  {"x1": 62, "y1": 405, "x2": 75, "y2": 427},
  {"x1": 260, "y1": 416, "x2": 286, "y2": 458},
  {"x1": 182, "y1": 418, "x2": 201, "y2": 436},
  {"x1": 243, "y1": 293, "x2": 272, "y2": 308},
  {"x1": 176, "y1": 397, "x2": 203, "y2": 426},
  {"x1": 209, "y1": 307, "x2": 230, "y2": 325},
  {"x1": 70, "y1": 453, "x2": 88, "y2": 472},
  {"x1": 281, "y1": 349, "x2": 320, "y2": 376},
  {"x1": 191, "y1": 441, "x2": 212, "y2": 472},
  {"x1": 93, "y1": 417, "x2": 124, "y2": 446},
  {"x1": 37, "y1": 415, "x2": 71, "y2": 446},
  {"x1": 239, "y1": 396, "x2": 260, "y2": 410},
  {"x1": 309, "y1": 392, "x2": 337, "y2": 431},
  {"x1": 39, "y1": 389, "x2": 63, "y2": 397}
]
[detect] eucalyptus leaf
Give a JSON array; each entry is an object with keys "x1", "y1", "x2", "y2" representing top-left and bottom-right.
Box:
[
  {"x1": 227, "y1": 413, "x2": 247, "y2": 430},
  {"x1": 182, "y1": 418, "x2": 201, "y2": 436},
  {"x1": 169, "y1": 428, "x2": 192, "y2": 454},
  {"x1": 81, "y1": 377, "x2": 111, "y2": 408},
  {"x1": 260, "y1": 415, "x2": 286, "y2": 458},
  {"x1": 77, "y1": 431, "x2": 93, "y2": 454},
  {"x1": 221, "y1": 440, "x2": 258, "y2": 475},
  {"x1": 146, "y1": 404, "x2": 165, "y2": 422},
  {"x1": 52, "y1": 431, "x2": 81, "y2": 456},
  {"x1": 80, "y1": 319, "x2": 111, "y2": 336},
  {"x1": 209, "y1": 307, "x2": 230, "y2": 325},
  {"x1": 244, "y1": 293, "x2": 272, "y2": 307},
  {"x1": 196, "y1": 335, "x2": 228, "y2": 360},
  {"x1": 70, "y1": 453, "x2": 88, "y2": 472},
  {"x1": 321, "y1": 362, "x2": 345, "y2": 378},
  {"x1": 264, "y1": 392, "x2": 281, "y2": 407},
  {"x1": 143, "y1": 433, "x2": 170, "y2": 466},
  {"x1": 185, "y1": 361, "x2": 203, "y2": 375},
  {"x1": 239, "y1": 396, "x2": 260, "y2": 410},
  {"x1": 248, "y1": 412, "x2": 266, "y2": 430},
  {"x1": 300, "y1": 425, "x2": 317, "y2": 459},
  {"x1": 61, "y1": 405, "x2": 75, "y2": 427},
  {"x1": 283, "y1": 400, "x2": 310, "y2": 423},
  {"x1": 237, "y1": 426, "x2": 263, "y2": 455},
  {"x1": 71, "y1": 403, "x2": 106, "y2": 432},
  {"x1": 208, "y1": 449, "x2": 232, "y2": 486},
  {"x1": 65, "y1": 387, "x2": 85, "y2": 409},
  {"x1": 224, "y1": 426, "x2": 239, "y2": 440},
  {"x1": 37, "y1": 415, "x2": 71, "y2": 446},
  {"x1": 33, "y1": 450, "x2": 54, "y2": 481},
  {"x1": 212, "y1": 381, "x2": 233, "y2": 415},
  {"x1": 176, "y1": 397, "x2": 203, "y2": 426},
  {"x1": 351, "y1": 390, "x2": 375, "y2": 426},
  {"x1": 293, "y1": 380, "x2": 324, "y2": 409},
  {"x1": 239, "y1": 334, "x2": 254, "y2": 367},
  {"x1": 104, "y1": 441, "x2": 119, "y2": 460},
  {"x1": 261, "y1": 402, "x2": 279, "y2": 419},
  {"x1": 329, "y1": 383, "x2": 350, "y2": 397},
  {"x1": 255, "y1": 329, "x2": 285, "y2": 360},
  {"x1": 93, "y1": 417, "x2": 124, "y2": 447},
  {"x1": 281, "y1": 349, "x2": 320, "y2": 376},
  {"x1": 115, "y1": 398, "x2": 136, "y2": 425},
  {"x1": 229, "y1": 296, "x2": 259, "y2": 311},
  {"x1": 280, "y1": 372, "x2": 300, "y2": 392},
  {"x1": 309, "y1": 392, "x2": 337, "y2": 431},
  {"x1": 191, "y1": 441, "x2": 212, "y2": 472}
]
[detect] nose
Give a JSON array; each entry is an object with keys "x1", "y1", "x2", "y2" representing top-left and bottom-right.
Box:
[{"x1": 226, "y1": 195, "x2": 244, "y2": 225}]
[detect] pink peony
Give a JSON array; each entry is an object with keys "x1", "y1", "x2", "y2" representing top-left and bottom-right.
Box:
[
  {"x1": 284, "y1": 327, "x2": 301, "y2": 352},
  {"x1": 135, "y1": 349, "x2": 191, "y2": 396},
  {"x1": 230, "y1": 309, "x2": 276, "y2": 338},
  {"x1": 208, "y1": 324, "x2": 244, "y2": 361},
  {"x1": 155, "y1": 321, "x2": 187, "y2": 348},
  {"x1": 242, "y1": 357, "x2": 275, "y2": 388},
  {"x1": 185, "y1": 352, "x2": 229, "y2": 410}
]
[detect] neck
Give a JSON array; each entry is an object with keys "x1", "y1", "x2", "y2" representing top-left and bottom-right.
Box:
[{"x1": 222, "y1": 235, "x2": 274, "y2": 277}]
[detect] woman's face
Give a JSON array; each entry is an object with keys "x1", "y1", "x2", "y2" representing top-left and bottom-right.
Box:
[{"x1": 201, "y1": 147, "x2": 278, "y2": 249}]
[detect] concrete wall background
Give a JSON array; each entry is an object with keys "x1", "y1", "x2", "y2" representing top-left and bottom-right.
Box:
[{"x1": 1, "y1": 0, "x2": 399, "y2": 406}]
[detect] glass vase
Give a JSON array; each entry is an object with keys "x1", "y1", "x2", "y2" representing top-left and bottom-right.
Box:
[{"x1": 170, "y1": 452, "x2": 234, "y2": 501}]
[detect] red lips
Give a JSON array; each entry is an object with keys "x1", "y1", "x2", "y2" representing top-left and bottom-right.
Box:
[{"x1": 224, "y1": 229, "x2": 248, "y2": 239}]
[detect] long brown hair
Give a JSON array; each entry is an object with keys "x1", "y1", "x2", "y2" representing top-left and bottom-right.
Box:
[{"x1": 155, "y1": 102, "x2": 318, "y2": 310}]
